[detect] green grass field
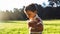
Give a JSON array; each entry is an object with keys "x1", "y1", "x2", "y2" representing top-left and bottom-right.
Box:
[{"x1": 0, "y1": 20, "x2": 60, "y2": 34}]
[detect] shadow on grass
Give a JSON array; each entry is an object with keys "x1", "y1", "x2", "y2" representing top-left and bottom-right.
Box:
[
  {"x1": 0, "y1": 20, "x2": 27, "y2": 23},
  {"x1": 45, "y1": 24, "x2": 60, "y2": 26},
  {"x1": 0, "y1": 21, "x2": 17, "y2": 23}
]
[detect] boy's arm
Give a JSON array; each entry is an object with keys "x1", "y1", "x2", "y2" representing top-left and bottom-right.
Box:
[
  {"x1": 37, "y1": 23, "x2": 43, "y2": 31},
  {"x1": 35, "y1": 18, "x2": 43, "y2": 32},
  {"x1": 28, "y1": 21, "x2": 37, "y2": 29}
]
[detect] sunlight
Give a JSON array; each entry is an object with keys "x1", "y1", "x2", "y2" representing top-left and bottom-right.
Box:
[{"x1": 0, "y1": 0, "x2": 48, "y2": 11}]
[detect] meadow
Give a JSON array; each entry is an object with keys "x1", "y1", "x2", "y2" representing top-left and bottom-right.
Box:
[{"x1": 0, "y1": 20, "x2": 60, "y2": 34}]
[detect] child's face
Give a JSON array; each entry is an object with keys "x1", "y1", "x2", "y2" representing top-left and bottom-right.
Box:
[{"x1": 25, "y1": 10, "x2": 37, "y2": 19}]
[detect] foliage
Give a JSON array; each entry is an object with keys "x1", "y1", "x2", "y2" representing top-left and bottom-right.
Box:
[
  {"x1": 48, "y1": 0, "x2": 60, "y2": 7},
  {"x1": 0, "y1": 3, "x2": 60, "y2": 20}
]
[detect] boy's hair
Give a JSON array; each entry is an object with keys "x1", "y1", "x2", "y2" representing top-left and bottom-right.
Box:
[{"x1": 25, "y1": 3, "x2": 38, "y2": 12}]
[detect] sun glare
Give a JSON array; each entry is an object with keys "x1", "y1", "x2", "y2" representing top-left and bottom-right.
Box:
[{"x1": 0, "y1": 0, "x2": 48, "y2": 11}]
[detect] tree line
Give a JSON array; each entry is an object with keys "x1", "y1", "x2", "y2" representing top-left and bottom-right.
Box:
[
  {"x1": 0, "y1": 5, "x2": 60, "y2": 20},
  {"x1": 0, "y1": 0, "x2": 60, "y2": 20},
  {"x1": 0, "y1": 8, "x2": 26, "y2": 20}
]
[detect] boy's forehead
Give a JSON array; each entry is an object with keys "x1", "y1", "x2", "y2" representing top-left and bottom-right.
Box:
[
  {"x1": 26, "y1": 11, "x2": 32, "y2": 14},
  {"x1": 27, "y1": 10, "x2": 37, "y2": 12},
  {"x1": 27, "y1": 10, "x2": 33, "y2": 12}
]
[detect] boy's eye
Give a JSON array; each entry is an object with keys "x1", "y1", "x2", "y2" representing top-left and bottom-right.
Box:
[{"x1": 28, "y1": 14, "x2": 31, "y2": 15}]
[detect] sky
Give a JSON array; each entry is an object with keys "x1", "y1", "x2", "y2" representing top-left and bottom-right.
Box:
[{"x1": 0, "y1": 0, "x2": 49, "y2": 11}]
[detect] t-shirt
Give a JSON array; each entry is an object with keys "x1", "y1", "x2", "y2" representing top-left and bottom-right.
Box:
[{"x1": 27, "y1": 14, "x2": 43, "y2": 32}]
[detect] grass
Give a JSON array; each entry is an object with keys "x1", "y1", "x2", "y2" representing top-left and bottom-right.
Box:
[{"x1": 0, "y1": 20, "x2": 60, "y2": 34}]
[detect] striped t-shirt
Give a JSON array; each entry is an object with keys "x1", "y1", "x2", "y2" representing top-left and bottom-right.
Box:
[{"x1": 27, "y1": 14, "x2": 43, "y2": 32}]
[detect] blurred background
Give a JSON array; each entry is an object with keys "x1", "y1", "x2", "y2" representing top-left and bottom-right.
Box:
[
  {"x1": 0, "y1": 0, "x2": 60, "y2": 34},
  {"x1": 0, "y1": 0, "x2": 60, "y2": 20}
]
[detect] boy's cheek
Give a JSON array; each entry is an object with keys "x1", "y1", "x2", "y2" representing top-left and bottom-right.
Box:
[{"x1": 31, "y1": 15, "x2": 36, "y2": 18}]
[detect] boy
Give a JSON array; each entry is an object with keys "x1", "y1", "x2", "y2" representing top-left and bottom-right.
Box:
[{"x1": 24, "y1": 3, "x2": 43, "y2": 34}]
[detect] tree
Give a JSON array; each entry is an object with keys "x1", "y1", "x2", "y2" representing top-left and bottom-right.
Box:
[{"x1": 48, "y1": 0, "x2": 60, "y2": 7}]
